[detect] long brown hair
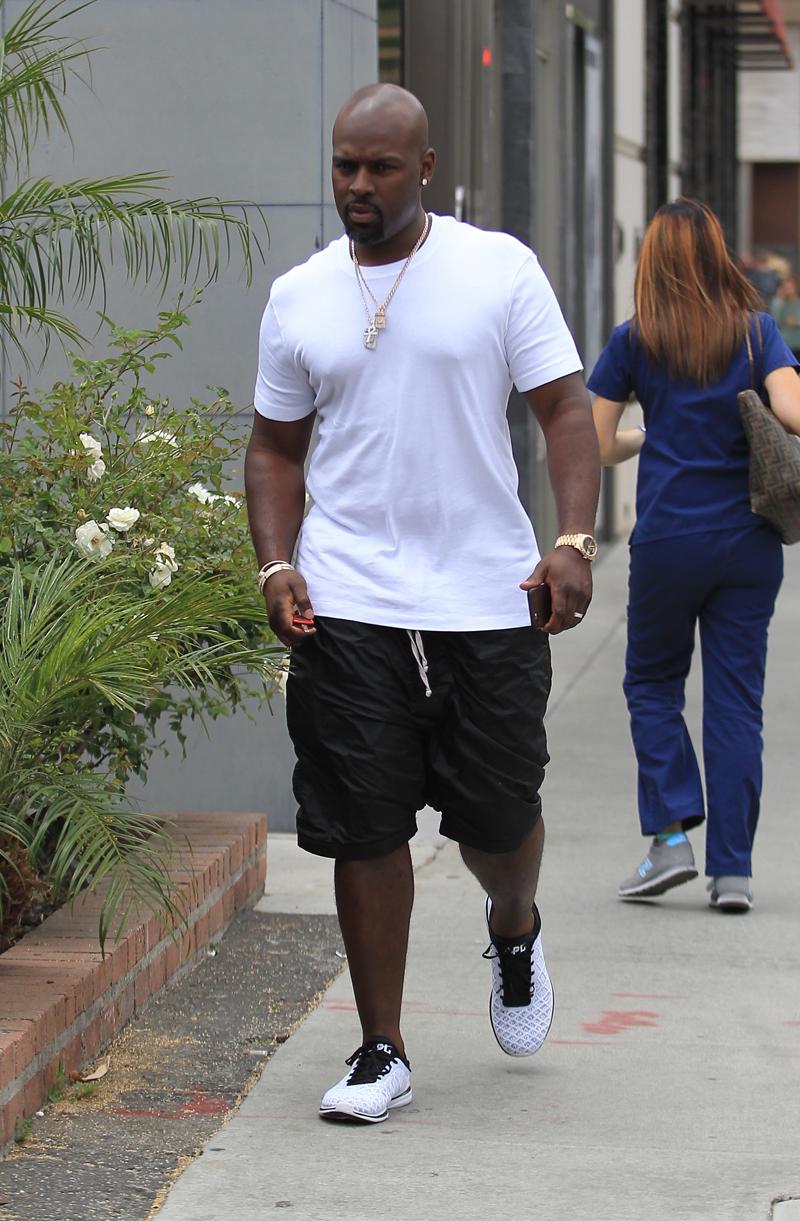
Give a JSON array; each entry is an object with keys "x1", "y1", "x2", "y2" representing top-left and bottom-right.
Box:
[{"x1": 633, "y1": 198, "x2": 762, "y2": 385}]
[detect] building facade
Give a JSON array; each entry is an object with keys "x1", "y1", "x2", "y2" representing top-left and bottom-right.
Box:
[{"x1": 739, "y1": 0, "x2": 800, "y2": 274}]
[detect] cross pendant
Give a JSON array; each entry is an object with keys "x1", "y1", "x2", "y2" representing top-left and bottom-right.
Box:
[{"x1": 363, "y1": 322, "x2": 378, "y2": 350}]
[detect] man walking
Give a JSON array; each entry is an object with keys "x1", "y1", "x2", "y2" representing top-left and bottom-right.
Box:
[{"x1": 245, "y1": 84, "x2": 600, "y2": 1123}]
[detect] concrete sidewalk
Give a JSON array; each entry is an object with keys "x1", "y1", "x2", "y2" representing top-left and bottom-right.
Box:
[{"x1": 156, "y1": 540, "x2": 800, "y2": 1221}]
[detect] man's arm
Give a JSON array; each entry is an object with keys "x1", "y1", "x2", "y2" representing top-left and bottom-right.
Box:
[
  {"x1": 521, "y1": 371, "x2": 601, "y2": 634},
  {"x1": 244, "y1": 410, "x2": 316, "y2": 646}
]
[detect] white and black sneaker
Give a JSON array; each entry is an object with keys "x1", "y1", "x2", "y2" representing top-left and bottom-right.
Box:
[
  {"x1": 319, "y1": 1038, "x2": 412, "y2": 1123},
  {"x1": 483, "y1": 898, "x2": 554, "y2": 1057}
]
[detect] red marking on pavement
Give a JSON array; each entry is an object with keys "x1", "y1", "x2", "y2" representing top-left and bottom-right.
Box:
[
  {"x1": 581, "y1": 1009, "x2": 660, "y2": 1036},
  {"x1": 610, "y1": 992, "x2": 687, "y2": 1000},
  {"x1": 111, "y1": 1090, "x2": 230, "y2": 1121},
  {"x1": 549, "y1": 1039, "x2": 615, "y2": 1046},
  {"x1": 322, "y1": 999, "x2": 615, "y2": 1043},
  {"x1": 783, "y1": 1020, "x2": 800, "y2": 1026}
]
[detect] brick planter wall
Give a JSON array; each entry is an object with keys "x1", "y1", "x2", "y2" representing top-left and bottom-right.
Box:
[{"x1": 0, "y1": 810, "x2": 267, "y2": 1151}]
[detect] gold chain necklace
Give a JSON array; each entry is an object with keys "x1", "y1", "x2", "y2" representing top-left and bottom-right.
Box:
[{"x1": 350, "y1": 213, "x2": 431, "y2": 350}]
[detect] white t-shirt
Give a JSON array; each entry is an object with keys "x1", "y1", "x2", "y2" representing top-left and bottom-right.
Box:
[{"x1": 254, "y1": 215, "x2": 581, "y2": 630}]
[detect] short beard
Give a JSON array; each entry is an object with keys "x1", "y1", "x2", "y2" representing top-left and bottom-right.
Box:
[{"x1": 344, "y1": 216, "x2": 385, "y2": 246}]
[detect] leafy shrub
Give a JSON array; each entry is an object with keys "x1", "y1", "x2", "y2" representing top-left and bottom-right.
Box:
[{"x1": 0, "y1": 306, "x2": 281, "y2": 944}]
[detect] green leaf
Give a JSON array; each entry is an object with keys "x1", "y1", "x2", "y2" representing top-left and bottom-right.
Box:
[{"x1": 0, "y1": 0, "x2": 97, "y2": 178}]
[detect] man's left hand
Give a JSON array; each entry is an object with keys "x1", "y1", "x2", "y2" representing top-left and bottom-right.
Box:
[{"x1": 521, "y1": 548, "x2": 592, "y2": 634}]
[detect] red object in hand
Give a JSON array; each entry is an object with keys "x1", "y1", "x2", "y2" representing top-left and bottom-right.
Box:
[{"x1": 291, "y1": 614, "x2": 314, "y2": 628}]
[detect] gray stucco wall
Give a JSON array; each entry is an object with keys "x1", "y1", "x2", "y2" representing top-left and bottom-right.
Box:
[
  {"x1": 2, "y1": 0, "x2": 379, "y2": 411},
  {"x1": 2, "y1": 0, "x2": 378, "y2": 828}
]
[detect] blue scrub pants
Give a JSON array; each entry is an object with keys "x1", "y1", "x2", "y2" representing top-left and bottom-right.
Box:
[{"x1": 623, "y1": 525, "x2": 783, "y2": 878}]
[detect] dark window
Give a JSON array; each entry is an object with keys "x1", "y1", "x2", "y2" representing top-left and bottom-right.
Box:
[
  {"x1": 379, "y1": 0, "x2": 404, "y2": 84},
  {"x1": 752, "y1": 162, "x2": 799, "y2": 270},
  {"x1": 645, "y1": 0, "x2": 669, "y2": 219},
  {"x1": 681, "y1": 1, "x2": 738, "y2": 244}
]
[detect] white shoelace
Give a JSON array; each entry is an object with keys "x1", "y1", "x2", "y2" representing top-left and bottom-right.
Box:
[{"x1": 407, "y1": 629, "x2": 432, "y2": 698}]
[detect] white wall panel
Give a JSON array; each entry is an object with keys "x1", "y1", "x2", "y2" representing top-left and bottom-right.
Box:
[
  {"x1": 739, "y1": 25, "x2": 800, "y2": 162},
  {"x1": 614, "y1": 0, "x2": 645, "y2": 149},
  {"x1": 4, "y1": 0, "x2": 323, "y2": 202}
]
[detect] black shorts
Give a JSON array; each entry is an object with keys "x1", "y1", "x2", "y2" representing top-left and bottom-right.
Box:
[{"x1": 285, "y1": 617, "x2": 552, "y2": 860}]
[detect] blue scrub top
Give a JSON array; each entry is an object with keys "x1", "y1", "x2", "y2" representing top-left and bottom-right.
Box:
[{"x1": 587, "y1": 312, "x2": 798, "y2": 544}]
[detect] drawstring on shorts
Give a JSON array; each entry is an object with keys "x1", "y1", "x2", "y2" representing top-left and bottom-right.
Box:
[{"x1": 407, "y1": 629, "x2": 432, "y2": 698}]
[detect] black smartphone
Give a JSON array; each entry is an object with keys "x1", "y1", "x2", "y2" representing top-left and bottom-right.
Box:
[{"x1": 528, "y1": 583, "x2": 552, "y2": 630}]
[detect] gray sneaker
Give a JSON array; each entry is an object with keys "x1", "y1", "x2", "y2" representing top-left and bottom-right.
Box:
[
  {"x1": 708, "y1": 876, "x2": 753, "y2": 912},
  {"x1": 619, "y1": 834, "x2": 698, "y2": 898}
]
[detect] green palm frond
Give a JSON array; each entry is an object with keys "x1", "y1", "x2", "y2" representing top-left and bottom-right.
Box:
[
  {"x1": 28, "y1": 775, "x2": 184, "y2": 948},
  {"x1": 0, "y1": 175, "x2": 266, "y2": 352},
  {"x1": 0, "y1": 298, "x2": 83, "y2": 358},
  {"x1": 0, "y1": 555, "x2": 279, "y2": 741},
  {"x1": 0, "y1": 0, "x2": 95, "y2": 175},
  {"x1": 0, "y1": 554, "x2": 281, "y2": 943}
]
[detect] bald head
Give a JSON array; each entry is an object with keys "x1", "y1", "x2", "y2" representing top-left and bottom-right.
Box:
[
  {"x1": 333, "y1": 84, "x2": 429, "y2": 155},
  {"x1": 331, "y1": 84, "x2": 435, "y2": 255}
]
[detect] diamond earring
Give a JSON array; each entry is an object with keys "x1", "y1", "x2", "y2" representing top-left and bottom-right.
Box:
[{"x1": 421, "y1": 177, "x2": 429, "y2": 187}]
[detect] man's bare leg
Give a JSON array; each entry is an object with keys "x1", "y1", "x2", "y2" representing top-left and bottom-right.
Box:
[
  {"x1": 459, "y1": 820, "x2": 545, "y2": 938},
  {"x1": 334, "y1": 843, "x2": 414, "y2": 1056}
]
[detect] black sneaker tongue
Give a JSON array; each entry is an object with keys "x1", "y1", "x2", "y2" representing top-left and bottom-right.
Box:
[
  {"x1": 363, "y1": 1039, "x2": 409, "y2": 1068},
  {"x1": 347, "y1": 1042, "x2": 395, "y2": 1086},
  {"x1": 495, "y1": 943, "x2": 534, "y2": 1007}
]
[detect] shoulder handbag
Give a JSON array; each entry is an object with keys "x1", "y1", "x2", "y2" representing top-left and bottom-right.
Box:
[{"x1": 738, "y1": 327, "x2": 800, "y2": 544}]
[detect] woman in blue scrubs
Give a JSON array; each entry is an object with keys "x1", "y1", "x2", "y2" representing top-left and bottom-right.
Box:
[{"x1": 588, "y1": 198, "x2": 800, "y2": 912}]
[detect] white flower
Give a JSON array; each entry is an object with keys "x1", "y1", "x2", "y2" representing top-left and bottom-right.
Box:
[
  {"x1": 74, "y1": 520, "x2": 114, "y2": 560},
  {"x1": 187, "y1": 482, "x2": 238, "y2": 508},
  {"x1": 148, "y1": 561, "x2": 174, "y2": 590},
  {"x1": 106, "y1": 506, "x2": 141, "y2": 533},
  {"x1": 143, "y1": 403, "x2": 155, "y2": 417},
  {"x1": 75, "y1": 432, "x2": 105, "y2": 480},
  {"x1": 153, "y1": 541, "x2": 178, "y2": 570},
  {"x1": 148, "y1": 543, "x2": 177, "y2": 591},
  {"x1": 137, "y1": 429, "x2": 177, "y2": 449},
  {"x1": 79, "y1": 432, "x2": 103, "y2": 460},
  {"x1": 188, "y1": 482, "x2": 213, "y2": 504}
]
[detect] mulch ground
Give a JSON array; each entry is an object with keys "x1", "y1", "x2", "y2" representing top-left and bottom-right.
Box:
[{"x1": 0, "y1": 908, "x2": 344, "y2": 1221}]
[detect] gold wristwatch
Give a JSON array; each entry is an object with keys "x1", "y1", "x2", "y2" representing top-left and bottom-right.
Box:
[{"x1": 553, "y1": 533, "x2": 598, "y2": 561}]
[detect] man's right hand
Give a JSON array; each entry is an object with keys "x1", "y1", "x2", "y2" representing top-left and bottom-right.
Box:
[{"x1": 264, "y1": 570, "x2": 316, "y2": 646}]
